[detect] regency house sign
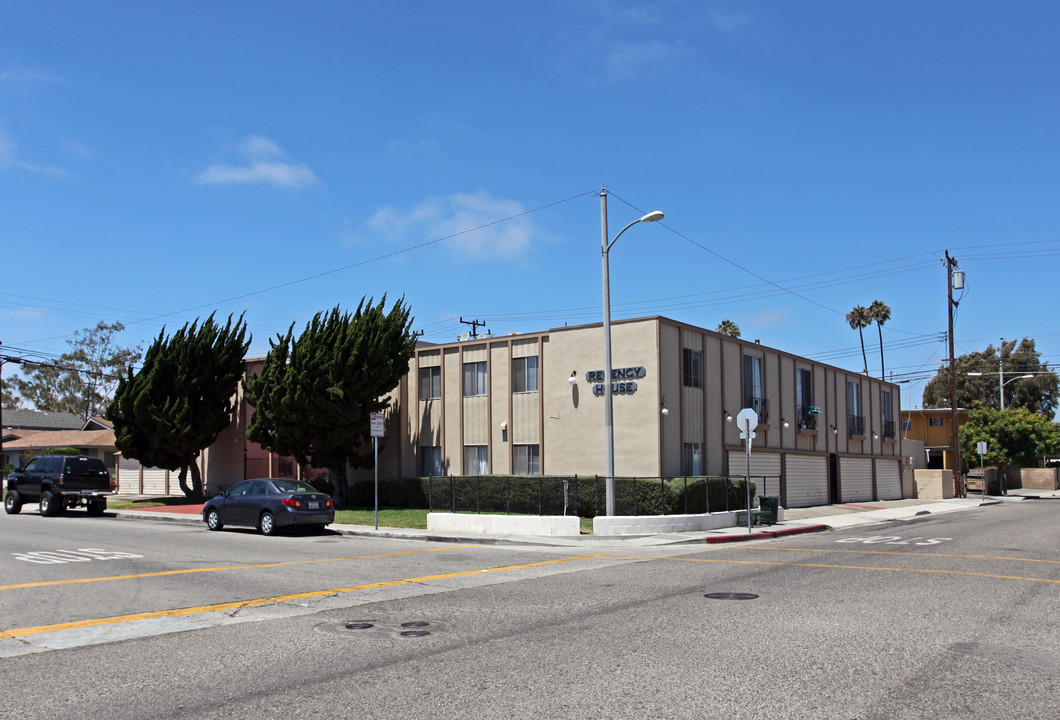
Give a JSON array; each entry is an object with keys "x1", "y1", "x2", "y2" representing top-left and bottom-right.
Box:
[{"x1": 586, "y1": 366, "x2": 646, "y2": 396}]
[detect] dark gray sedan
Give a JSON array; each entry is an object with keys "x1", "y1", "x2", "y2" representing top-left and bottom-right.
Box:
[{"x1": 202, "y1": 478, "x2": 335, "y2": 535}]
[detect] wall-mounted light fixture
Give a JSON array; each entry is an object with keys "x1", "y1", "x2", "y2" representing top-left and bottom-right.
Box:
[
  {"x1": 723, "y1": 410, "x2": 733, "y2": 423},
  {"x1": 830, "y1": 424, "x2": 838, "y2": 435},
  {"x1": 661, "y1": 396, "x2": 669, "y2": 416},
  {"x1": 873, "y1": 432, "x2": 879, "y2": 440},
  {"x1": 781, "y1": 418, "x2": 790, "y2": 429},
  {"x1": 500, "y1": 421, "x2": 508, "y2": 432},
  {"x1": 568, "y1": 371, "x2": 577, "y2": 386}
]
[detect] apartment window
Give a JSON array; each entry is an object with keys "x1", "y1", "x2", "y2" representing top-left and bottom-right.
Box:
[
  {"x1": 743, "y1": 355, "x2": 768, "y2": 421},
  {"x1": 683, "y1": 443, "x2": 704, "y2": 476},
  {"x1": 683, "y1": 348, "x2": 703, "y2": 388},
  {"x1": 463, "y1": 361, "x2": 487, "y2": 397},
  {"x1": 512, "y1": 356, "x2": 539, "y2": 393},
  {"x1": 419, "y1": 366, "x2": 441, "y2": 399},
  {"x1": 796, "y1": 368, "x2": 816, "y2": 430},
  {"x1": 421, "y1": 446, "x2": 442, "y2": 477},
  {"x1": 847, "y1": 381, "x2": 864, "y2": 436},
  {"x1": 881, "y1": 390, "x2": 895, "y2": 439},
  {"x1": 929, "y1": 417, "x2": 944, "y2": 427},
  {"x1": 463, "y1": 446, "x2": 488, "y2": 475},
  {"x1": 513, "y1": 444, "x2": 540, "y2": 475},
  {"x1": 901, "y1": 418, "x2": 912, "y2": 432}
]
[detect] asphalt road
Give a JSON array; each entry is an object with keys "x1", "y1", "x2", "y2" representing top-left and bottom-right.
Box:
[{"x1": 2, "y1": 500, "x2": 1058, "y2": 719}]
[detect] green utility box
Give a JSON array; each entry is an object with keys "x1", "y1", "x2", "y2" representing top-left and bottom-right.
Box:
[{"x1": 758, "y1": 495, "x2": 779, "y2": 525}]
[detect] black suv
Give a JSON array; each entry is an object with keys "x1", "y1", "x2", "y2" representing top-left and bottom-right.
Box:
[{"x1": 5, "y1": 455, "x2": 114, "y2": 516}]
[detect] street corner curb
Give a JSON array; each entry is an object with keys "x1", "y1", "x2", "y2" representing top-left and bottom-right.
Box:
[
  {"x1": 705, "y1": 524, "x2": 829, "y2": 544},
  {"x1": 112, "y1": 511, "x2": 203, "y2": 527}
]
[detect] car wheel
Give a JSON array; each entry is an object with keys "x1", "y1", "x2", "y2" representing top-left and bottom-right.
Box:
[
  {"x1": 205, "y1": 508, "x2": 224, "y2": 531},
  {"x1": 259, "y1": 511, "x2": 277, "y2": 536},
  {"x1": 40, "y1": 490, "x2": 61, "y2": 517},
  {"x1": 4, "y1": 490, "x2": 22, "y2": 515},
  {"x1": 86, "y1": 499, "x2": 106, "y2": 516}
]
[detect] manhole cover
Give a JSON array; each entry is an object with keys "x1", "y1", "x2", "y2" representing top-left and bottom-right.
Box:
[
  {"x1": 400, "y1": 630, "x2": 431, "y2": 637},
  {"x1": 401, "y1": 621, "x2": 430, "y2": 628},
  {"x1": 345, "y1": 622, "x2": 374, "y2": 630},
  {"x1": 704, "y1": 592, "x2": 759, "y2": 600}
]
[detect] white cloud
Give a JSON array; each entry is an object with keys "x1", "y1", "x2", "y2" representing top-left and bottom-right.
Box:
[
  {"x1": 707, "y1": 8, "x2": 751, "y2": 33},
  {"x1": 196, "y1": 134, "x2": 316, "y2": 188},
  {"x1": 605, "y1": 39, "x2": 694, "y2": 81},
  {"x1": 367, "y1": 192, "x2": 538, "y2": 262},
  {"x1": 0, "y1": 127, "x2": 68, "y2": 177},
  {"x1": 0, "y1": 68, "x2": 69, "y2": 86}
]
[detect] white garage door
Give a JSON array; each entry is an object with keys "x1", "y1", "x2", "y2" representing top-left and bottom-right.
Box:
[
  {"x1": 785, "y1": 454, "x2": 829, "y2": 508},
  {"x1": 876, "y1": 459, "x2": 902, "y2": 500},
  {"x1": 840, "y1": 457, "x2": 874, "y2": 503},
  {"x1": 116, "y1": 456, "x2": 141, "y2": 494},
  {"x1": 727, "y1": 451, "x2": 782, "y2": 498},
  {"x1": 140, "y1": 467, "x2": 169, "y2": 495}
]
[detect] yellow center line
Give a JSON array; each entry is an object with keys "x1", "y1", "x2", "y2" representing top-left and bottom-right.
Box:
[
  {"x1": 644, "y1": 554, "x2": 1060, "y2": 584},
  {"x1": 1, "y1": 554, "x2": 611, "y2": 639},
  {"x1": 0, "y1": 546, "x2": 481, "y2": 591},
  {"x1": 742, "y1": 546, "x2": 1060, "y2": 565}
]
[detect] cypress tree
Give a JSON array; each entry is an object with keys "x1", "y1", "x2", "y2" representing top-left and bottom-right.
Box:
[
  {"x1": 245, "y1": 297, "x2": 416, "y2": 506},
  {"x1": 107, "y1": 313, "x2": 250, "y2": 499}
]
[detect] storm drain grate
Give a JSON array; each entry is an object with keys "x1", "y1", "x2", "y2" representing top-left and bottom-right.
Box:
[{"x1": 704, "y1": 592, "x2": 759, "y2": 600}]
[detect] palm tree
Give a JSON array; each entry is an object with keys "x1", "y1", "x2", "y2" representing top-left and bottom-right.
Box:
[
  {"x1": 846, "y1": 305, "x2": 871, "y2": 374},
  {"x1": 716, "y1": 319, "x2": 741, "y2": 338},
  {"x1": 868, "y1": 299, "x2": 891, "y2": 380}
]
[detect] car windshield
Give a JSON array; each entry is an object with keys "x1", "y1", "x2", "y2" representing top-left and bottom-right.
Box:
[{"x1": 271, "y1": 480, "x2": 321, "y2": 494}]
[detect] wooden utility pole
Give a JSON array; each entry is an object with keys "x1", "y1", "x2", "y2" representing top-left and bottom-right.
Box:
[{"x1": 946, "y1": 251, "x2": 963, "y2": 497}]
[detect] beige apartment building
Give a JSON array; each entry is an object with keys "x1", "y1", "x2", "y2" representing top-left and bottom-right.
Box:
[{"x1": 371, "y1": 316, "x2": 907, "y2": 509}]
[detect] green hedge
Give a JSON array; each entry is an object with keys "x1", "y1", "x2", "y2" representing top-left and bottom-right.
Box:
[{"x1": 345, "y1": 475, "x2": 757, "y2": 517}]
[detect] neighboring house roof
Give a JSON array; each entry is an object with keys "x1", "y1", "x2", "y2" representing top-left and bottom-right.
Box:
[
  {"x1": 2, "y1": 409, "x2": 83, "y2": 431},
  {"x1": 3, "y1": 429, "x2": 116, "y2": 451},
  {"x1": 84, "y1": 416, "x2": 112, "y2": 431}
]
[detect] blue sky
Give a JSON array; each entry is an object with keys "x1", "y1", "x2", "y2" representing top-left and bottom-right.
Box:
[{"x1": 3, "y1": 1, "x2": 1059, "y2": 410}]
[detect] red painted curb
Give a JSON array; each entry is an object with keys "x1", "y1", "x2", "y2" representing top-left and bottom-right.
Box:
[{"x1": 704, "y1": 524, "x2": 829, "y2": 544}]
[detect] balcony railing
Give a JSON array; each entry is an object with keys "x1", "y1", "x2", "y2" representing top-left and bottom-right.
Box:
[
  {"x1": 848, "y1": 414, "x2": 865, "y2": 437},
  {"x1": 882, "y1": 419, "x2": 896, "y2": 439},
  {"x1": 744, "y1": 395, "x2": 769, "y2": 423},
  {"x1": 797, "y1": 404, "x2": 818, "y2": 430}
]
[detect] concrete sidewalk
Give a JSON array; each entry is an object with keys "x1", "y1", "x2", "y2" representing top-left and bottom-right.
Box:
[{"x1": 104, "y1": 489, "x2": 1057, "y2": 547}]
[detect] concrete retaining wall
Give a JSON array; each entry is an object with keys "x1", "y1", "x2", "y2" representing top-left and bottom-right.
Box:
[
  {"x1": 426, "y1": 513, "x2": 581, "y2": 536},
  {"x1": 593, "y1": 507, "x2": 785, "y2": 536},
  {"x1": 914, "y1": 469, "x2": 954, "y2": 499}
]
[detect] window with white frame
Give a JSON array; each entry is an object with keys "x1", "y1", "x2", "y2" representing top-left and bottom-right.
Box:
[
  {"x1": 513, "y1": 444, "x2": 540, "y2": 475},
  {"x1": 463, "y1": 446, "x2": 488, "y2": 475},
  {"x1": 796, "y1": 367, "x2": 816, "y2": 429},
  {"x1": 683, "y1": 348, "x2": 703, "y2": 388},
  {"x1": 419, "y1": 366, "x2": 441, "y2": 399},
  {"x1": 847, "y1": 381, "x2": 864, "y2": 435},
  {"x1": 463, "y1": 361, "x2": 487, "y2": 397},
  {"x1": 421, "y1": 446, "x2": 442, "y2": 477},
  {"x1": 743, "y1": 354, "x2": 767, "y2": 420},
  {"x1": 512, "y1": 356, "x2": 539, "y2": 393},
  {"x1": 683, "y1": 442, "x2": 704, "y2": 476}
]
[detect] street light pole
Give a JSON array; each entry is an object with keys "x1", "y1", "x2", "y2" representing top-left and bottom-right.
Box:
[{"x1": 600, "y1": 187, "x2": 664, "y2": 516}]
